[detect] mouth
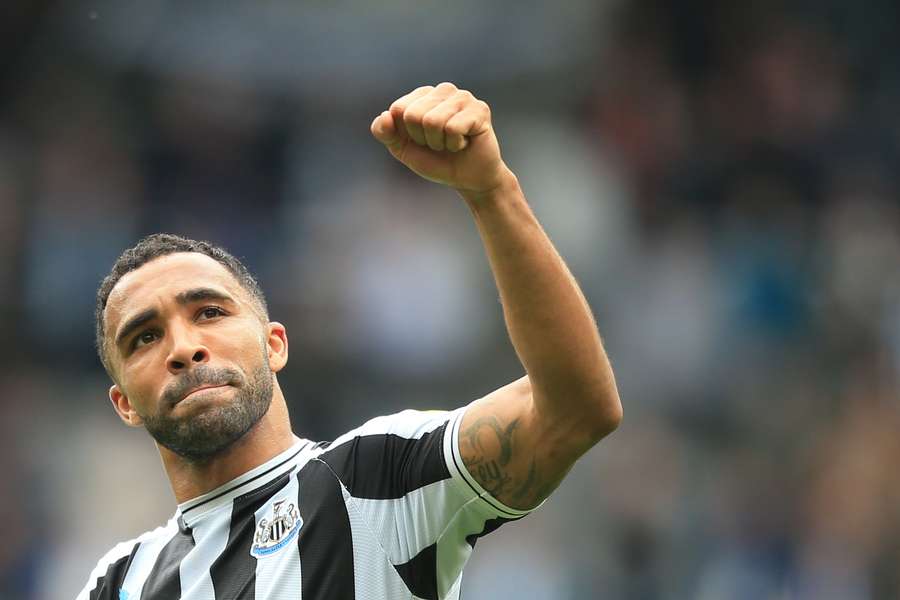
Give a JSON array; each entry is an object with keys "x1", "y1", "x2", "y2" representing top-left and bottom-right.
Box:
[{"x1": 178, "y1": 384, "x2": 231, "y2": 404}]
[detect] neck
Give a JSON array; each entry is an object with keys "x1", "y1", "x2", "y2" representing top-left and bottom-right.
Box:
[{"x1": 159, "y1": 377, "x2": 296, "y2": 504}]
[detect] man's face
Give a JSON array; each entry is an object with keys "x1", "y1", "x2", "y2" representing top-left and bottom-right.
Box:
[{"x1": 104, "y1": 252, "x2": 284, "y2": 461}]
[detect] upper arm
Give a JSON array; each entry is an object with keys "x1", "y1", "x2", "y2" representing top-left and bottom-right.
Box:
[
  {"x1": 318, "y1": 408, "x2": 535, "y2": 598},
  {"x1": 457, "y1": 375, "x2": 610, "y2": 510}
]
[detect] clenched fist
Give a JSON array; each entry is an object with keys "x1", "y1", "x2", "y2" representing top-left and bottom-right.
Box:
[{"x1": 371, "y1": 82, "x2": 514, "y2": 197}]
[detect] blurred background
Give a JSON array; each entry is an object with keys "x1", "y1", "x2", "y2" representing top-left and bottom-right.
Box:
[{"x1": 2, "y1": 0, "x2": 900, "y2": 598}]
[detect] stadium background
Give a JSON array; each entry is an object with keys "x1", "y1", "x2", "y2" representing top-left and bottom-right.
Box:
[{"x1": 2, "y1": 1, "x2": 900, "y2": 598}]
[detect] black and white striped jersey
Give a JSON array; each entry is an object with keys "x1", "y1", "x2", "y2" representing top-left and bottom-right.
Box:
[{"x1": 77, "y1": 406, "x2": 536, "y2": 600}]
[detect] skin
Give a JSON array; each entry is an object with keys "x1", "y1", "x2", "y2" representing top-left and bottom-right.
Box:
[
  {"x1": 104, "y1": 253, "x2": 295, "y2": 503},
  {"x1": 105, "y1": 82, "x2": 622, "y2": 510},
  {"x1": 372, "y1": 82, "x2": 622, "y2": 509}
]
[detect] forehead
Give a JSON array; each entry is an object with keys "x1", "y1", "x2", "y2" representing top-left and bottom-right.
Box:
[{"x1": 105, "y1": 252, "x2": 246, "y2": 330}]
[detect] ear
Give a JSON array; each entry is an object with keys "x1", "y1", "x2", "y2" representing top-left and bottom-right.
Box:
[
  {"x1": 109, "y1": 384, "x2": 144, "y2": 428},
  {"x1": 266, "y1": 321, "x2": 289, "y2": 373}
]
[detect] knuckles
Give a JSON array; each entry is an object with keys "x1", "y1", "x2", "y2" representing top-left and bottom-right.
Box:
[
  {"x1": 421, "y1": 113, "x2": 444, "y2": 129},
  {"x1": 386, "y1": 84, "x2": 491, "y2": 137},
  {"x1": 402, "y1": 109, "x2": 424, "y2": 124}
]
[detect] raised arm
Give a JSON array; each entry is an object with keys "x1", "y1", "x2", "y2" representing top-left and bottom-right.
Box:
[{"x1": 371, "y1": 83, "x2": 622, "y2": 510}]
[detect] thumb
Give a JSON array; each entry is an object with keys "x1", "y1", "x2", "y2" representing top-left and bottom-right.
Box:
[
  {"x1": 370, "y1": 111, "x2": 406, "y2": 151},
  {"x1": 369, "y1": 110, "x2": 453, "y2": 184}
]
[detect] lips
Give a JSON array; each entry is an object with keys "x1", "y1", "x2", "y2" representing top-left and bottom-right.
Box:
[{"x1": 178, "y1": 384, "x2": 230, "y2": 404}]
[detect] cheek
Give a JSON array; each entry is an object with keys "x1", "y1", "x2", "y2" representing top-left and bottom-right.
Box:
[
  {"x1": 209, "y1": 329, "x2": 267, "y2": 371},
  {"x1": 121, "y1": 373, "x2": 152, "y2": 399},
  {"x1": 218, "y1": 320, "x2": 268, "y2": 354},
  {"x1": 119, "y1": 360, "x2": 167, "y2": 409},
  {"x1": 124, "y1": 358, "x2": 163, "y2": 391}
]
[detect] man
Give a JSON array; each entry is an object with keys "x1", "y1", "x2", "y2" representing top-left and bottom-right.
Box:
[{"x1": 78, "y1": 82, "x2": 622, "y2": 600}]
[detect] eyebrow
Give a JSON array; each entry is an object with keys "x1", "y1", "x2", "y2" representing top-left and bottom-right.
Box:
[
  {"x1": 114, "y1": 287, "x2": 236, "y2": 350},
  {"x1": 174, "y1": 287, "x2": 235, "y2": 306},
  {"x1": 115, "y1": 308, "x2": 159, "y2": 349}
]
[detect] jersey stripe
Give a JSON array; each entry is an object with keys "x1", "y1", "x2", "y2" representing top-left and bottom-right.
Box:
[
  {"x1": 178, "y1": 501, "x2": 232, "y2": 598},
  {"x1": 340, "y1": 485, "x2": 413, "y2": 599},
  {"x1": 210, "y1": 472, "x2": 291, "y2": 599},
  {"x1": 465, "y1": 516, "x2": 515, "y2": 548},
  {"x1": 87, "y1": 542, "x2": 139, "y2": 600},
  {"x1": 297, "y1": 459, "x2": 355, "y2": 599},
  {"x1": 319, "y1": 426, "x2": 449, "y2": 499},
  {"x1": 350, "y1": 479, "x2": 468, "y2": 564},
  {"x1": 393, "y1": 543, "x2": 438, "y2": 600},
  {"x1": 139, "y1": 524, "x2": 194, "y2": 599},
  {"x1": 120, "y1": 520, "x2": 180, "y2": 599},
  {"x1": 327, "y1": 409, "x2": 451, "y2": 449},
  {"x1": 254, "y1": 470, "x2": 303, "y2": 599}
]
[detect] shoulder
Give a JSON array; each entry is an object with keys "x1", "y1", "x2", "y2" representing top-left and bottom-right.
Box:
[
  {"x1": 307, "y1": 408, "x2": 463, "y2": 497},
  {"x1": 91, "y1": 520, "x2": 174, "y2": 569},
  {"x1": 76, "y1": 518, "x2": 177, "y2": 600},
  {"x1": 318, "y1": 408, "x2": 459, "y2": 452}
]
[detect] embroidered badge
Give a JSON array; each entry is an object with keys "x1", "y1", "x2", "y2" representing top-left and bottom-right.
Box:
[{"x1": 250, "y1": 500, "x2": 302, "y2": 558}]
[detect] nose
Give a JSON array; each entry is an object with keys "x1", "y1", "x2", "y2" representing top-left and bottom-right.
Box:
[{"x1": 165, "y1": 322, "x2": 210, "y2": 375}]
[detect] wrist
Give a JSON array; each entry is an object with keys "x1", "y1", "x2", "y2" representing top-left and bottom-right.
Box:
[{"x1": 457, "y1": 166, "x2": 521, "y2": 208}]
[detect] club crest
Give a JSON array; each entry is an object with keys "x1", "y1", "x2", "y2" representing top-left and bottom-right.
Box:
[{"x1": 250, "y1": 499, "x2": 302, "y2": 558}]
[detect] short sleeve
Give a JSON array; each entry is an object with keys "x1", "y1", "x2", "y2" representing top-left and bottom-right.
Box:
[{"x1": 317, "y1": 405, "x2": 539, "y2": 599}]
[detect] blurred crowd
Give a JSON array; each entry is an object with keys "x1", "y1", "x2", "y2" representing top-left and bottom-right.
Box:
[{"x1": 2, "y1": 1, "x2": 900, "y2": 598}]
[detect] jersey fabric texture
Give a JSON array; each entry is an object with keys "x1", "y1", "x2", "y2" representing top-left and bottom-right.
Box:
[{"x1": 77, "y1": 406, "x2": 536, "y2": 600}]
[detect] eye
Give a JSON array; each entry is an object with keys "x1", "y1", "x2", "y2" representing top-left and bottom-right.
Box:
[
  {"x1": 198, "y1": 306, "x2": 226, "y2": 320},
  {"x1": 133, "y1": 330, "x2": 159, "y2": 349}
]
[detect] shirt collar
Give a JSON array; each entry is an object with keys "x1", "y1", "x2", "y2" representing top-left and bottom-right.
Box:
[{"x1": 176, "y1": 436, "x2": 310, "y2": 527}]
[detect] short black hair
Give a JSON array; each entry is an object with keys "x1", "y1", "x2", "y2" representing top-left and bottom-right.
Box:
[{"x1": 95, "y1": 233, "x2": 269, "y2": 377}]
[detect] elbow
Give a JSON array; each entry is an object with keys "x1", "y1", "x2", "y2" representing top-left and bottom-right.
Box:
[
  {"x1": 590, "y1": 391, "x2": 623, "y2": 439},
  {"x1": 529, "y1": 375, "x2": 622, "y2": 445},
  {"x1": 575, "y1": 373, "x2": 622, "y2": 440},
  {"x1": 557, "y1": 390, "x2": 621, "y2": 455},
  {"x1": 574, "y1": 359, "x2": 622, "y2": 439}
]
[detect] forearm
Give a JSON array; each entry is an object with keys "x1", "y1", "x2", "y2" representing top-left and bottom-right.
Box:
[
  {"x1": 372, "y1": 84, "x2": 620, "y2": 508},
  {"x1": 460, "y1": 169, "x2": 621, "y2": 434}
]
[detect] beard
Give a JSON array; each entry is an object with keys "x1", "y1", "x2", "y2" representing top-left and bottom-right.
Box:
[{"x1": 139, "y1": 351, "x2": 273, "y2": 462}]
